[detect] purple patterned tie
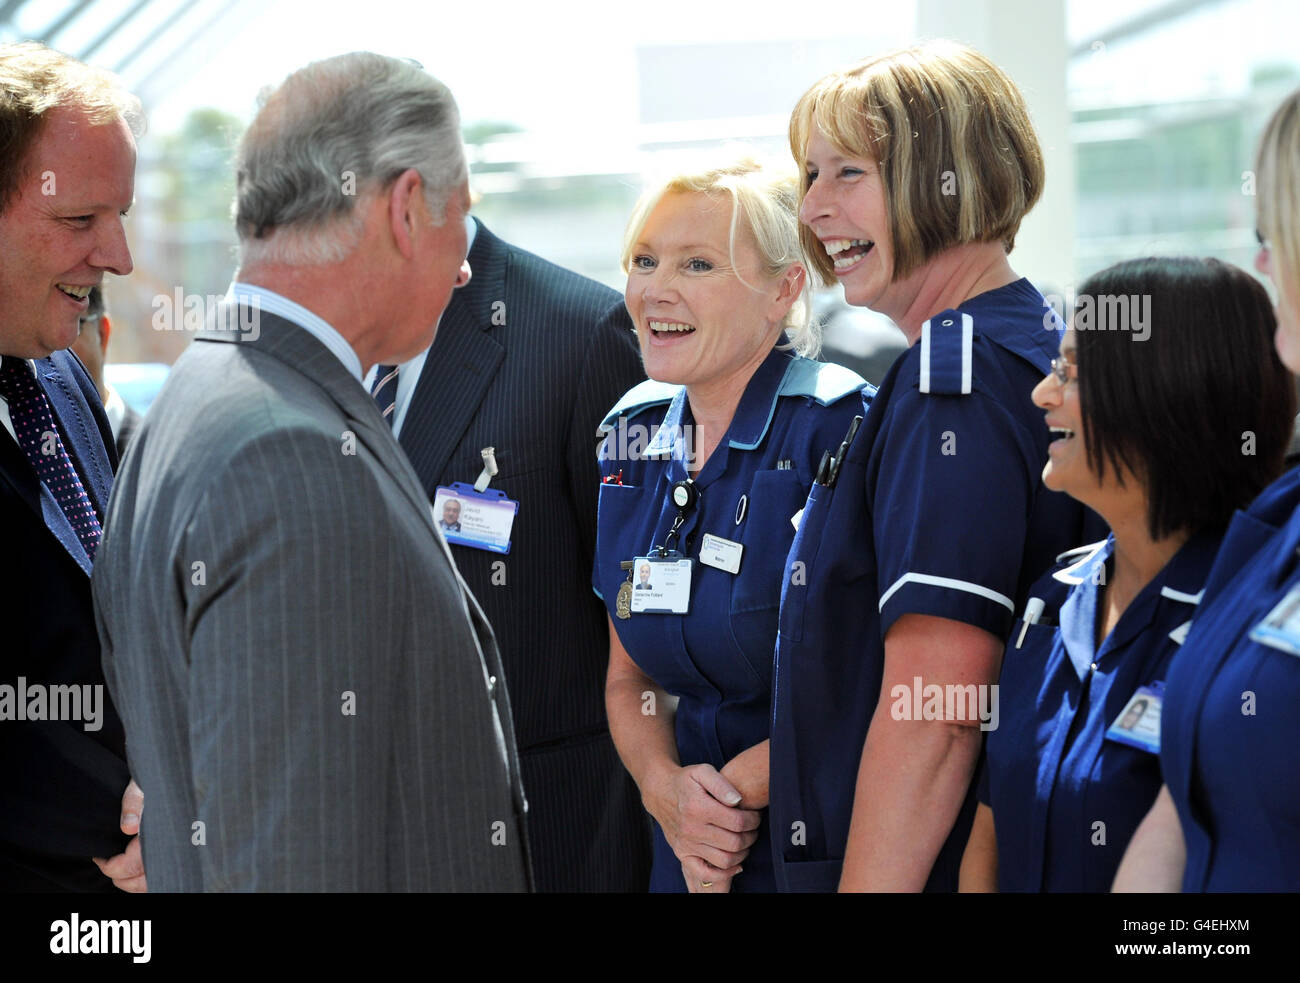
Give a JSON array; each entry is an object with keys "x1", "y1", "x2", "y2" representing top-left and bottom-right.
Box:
[{"x1": 0, "y1": 356, "x2": 102, "y2": 560}]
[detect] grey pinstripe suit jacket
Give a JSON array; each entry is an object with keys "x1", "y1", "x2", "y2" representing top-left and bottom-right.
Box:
[{"x1": 92, "y1": 308, "x2": 531, "y2": 891}]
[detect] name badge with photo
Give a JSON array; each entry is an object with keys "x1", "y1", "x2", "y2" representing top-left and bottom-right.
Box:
[
  {"x1": 698, "y1": 534, "x2": 743, "y2": 575},
  {"x1": 629, "y1": 554, "x2": 693, "y2": 614},
  {"x1": 1248, "y1": 582, "x2": 1300, "y2": 658},
  {"x1": 1104, "y1": 682, "x2": 1164, "y2": 755},
  {"x1": 433, "y1": 482, "x2": 518, "y2": 554}
]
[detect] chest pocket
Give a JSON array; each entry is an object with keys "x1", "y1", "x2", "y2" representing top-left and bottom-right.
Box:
[{"x1": 728, "y1": 469, "x2": 808, "y2": 670}]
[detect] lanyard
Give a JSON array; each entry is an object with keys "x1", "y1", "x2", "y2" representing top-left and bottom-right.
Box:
[{"x1": 656, "y1": 479, "x2": 698, "y2": 557}]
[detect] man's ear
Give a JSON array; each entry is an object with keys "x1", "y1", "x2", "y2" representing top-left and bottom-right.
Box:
[
  {"x1": 387, "y1": 168, "x2": 425, "y2": 261},
  {"x1": 99, "y1": 314, "x2": 112, "y2": 354}
]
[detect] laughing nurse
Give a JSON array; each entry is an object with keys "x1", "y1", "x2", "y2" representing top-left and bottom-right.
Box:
[
  {"x1": 960, "y1": 257, "x2": 1293, "y2": 893},
  {"x1": 594, "y1": 157, "x2": 868, "y2": 893},
  {"x1": 769, "y1": 40, "x2": 1096, "y2": 892}
]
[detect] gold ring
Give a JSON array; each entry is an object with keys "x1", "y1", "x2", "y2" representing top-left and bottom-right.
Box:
[{"x1": 700, "y1": 881, "x2": 713, "y2": 888}]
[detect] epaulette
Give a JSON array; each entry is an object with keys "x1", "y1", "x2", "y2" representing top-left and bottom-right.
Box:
[
  {"x1": 917, "y1": 309, "x2": 975, "y2": 396},
  {"x1": 779, "y1": 356, "x2": 869, "y2": 405},
  {"x1": 598, "y1": 379, "x2": 680, "y2": 434}
]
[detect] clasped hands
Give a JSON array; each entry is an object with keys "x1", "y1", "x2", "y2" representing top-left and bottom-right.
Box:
[{"x1": 648, "y1": 744, "x2": 767, "y2": 894}]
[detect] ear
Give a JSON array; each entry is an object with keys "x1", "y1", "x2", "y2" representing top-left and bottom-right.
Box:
[
  {"x1": 99, "y1": 314, "x2": 112, "y2": 353},
  {"x1": 769, "y1": 263, "x2": 806, "y2": 322},
  {"x1": 386, "y1": 168, "x2": 425, "y2": 261}
]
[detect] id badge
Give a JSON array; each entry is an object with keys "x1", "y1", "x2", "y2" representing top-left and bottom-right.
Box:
[
  {"x1": 699, "y1": 533, "x2": 743, "y2": 575},
  {"x1": 433, "y1": 482, "x2": 517, "y2": 554},
  {"x1": 1248, "y1": 582, "x2": 1300, "y2": 657},
  {"x1": 1104, "y1": 682, "x2": 1164, "y2": 755},
  {"x1": 629, "y1": 554, "x2": 693, "y2": 614}
]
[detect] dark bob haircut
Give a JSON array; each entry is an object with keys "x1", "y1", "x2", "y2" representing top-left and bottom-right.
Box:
[{"x1": 1074, "y1": 256, "x2": 1295, "y2": 540}]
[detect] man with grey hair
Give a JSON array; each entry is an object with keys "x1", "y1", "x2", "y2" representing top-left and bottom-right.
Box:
[
  {"x1": 93, "y1": 52, "x2": 531, "y2": 891},
  {"x1": 0, "y1": 41, "x2": 145, "y2": 892}
]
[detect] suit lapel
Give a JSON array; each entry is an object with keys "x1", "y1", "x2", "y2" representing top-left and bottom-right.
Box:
[
  {"x1": 40, "y1": 353, "x2": 114, "y2": 516},
  {"x1": 400, "y1": 220, "x2": 508, "y2": 491}
]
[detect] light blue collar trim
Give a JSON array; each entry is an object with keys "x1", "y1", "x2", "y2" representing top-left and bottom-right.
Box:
[{"x1": 643, "y1": 388, "x2": 691, "y2": 458}]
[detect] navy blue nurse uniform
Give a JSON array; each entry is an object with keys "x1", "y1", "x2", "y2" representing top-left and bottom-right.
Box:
[
  {"x1": 593, "y1": 346, "x2": 869, "y2": 893},
  {"x1": 770, "y1": 278, "x2": 1098, "y2": 893},
  {"x1": 1162, "y1": 466, "x2": 1300, "y2": 891},
  {"x1": 982, "y1": 529, "x2": 1221, "y2": 892}
]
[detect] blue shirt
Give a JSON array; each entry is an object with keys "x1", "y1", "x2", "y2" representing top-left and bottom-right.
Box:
[
  {"x1": 593, "y1": 346, "x2": 869, "y2": 893},
  {"x1": 770, "y1": 278, "x2": 1096, "y2": 893},
  {"x1": 982, "y1": 530, "x2": 1220, "y2": 892},
  {"x1": 1162, "y1": 465, "x2": 1300, "y2": 891}
]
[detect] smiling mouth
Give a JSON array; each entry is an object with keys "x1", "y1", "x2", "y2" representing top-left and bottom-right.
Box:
[
  {"x1": 823, "y1": 238, "x2": 874, "y2": 270},
  {"x1": 1049, "y1": 427, "x2": 1076, "y2": 441},
  {"x1": 648, "y1": 320, "x2": 696, "y2": 339},
  {"x1": 56, "y1": 284, "x2": 93, "y2": 301}
]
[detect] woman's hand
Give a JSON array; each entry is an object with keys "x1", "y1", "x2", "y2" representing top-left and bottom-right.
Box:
[
  {"x1": 682, "y1": 854, "x2": 740, "y2": 893},
  {"x1": 604, "y1": 615, "x2": 760, "y2": 890},
  {"x1": 643, "y1": 761, "x2": 761, "y2": 874},
  {"x1": 721, "y1": 740, "x2": 769, "y2": 810}
]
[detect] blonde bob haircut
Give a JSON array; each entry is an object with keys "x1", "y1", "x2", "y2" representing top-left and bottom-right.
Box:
[
  {"x1": 1257, "y1": 88, "x2": 1300, "y2": 316},
  {"x1": 620, "y1": 155, "x2": 818, "y2": 357},
  {"x1": 790, "y1": 39, "x2": 1044, "y2": 286}
]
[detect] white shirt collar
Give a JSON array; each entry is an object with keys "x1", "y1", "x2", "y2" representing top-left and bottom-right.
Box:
[{"x1": 225, "y1": 281, "x2": 363, "y2": 383}]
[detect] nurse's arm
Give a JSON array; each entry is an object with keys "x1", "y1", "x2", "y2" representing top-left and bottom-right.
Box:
[
  {"x1": 839, "y1": 614, "x2": 1001, "y2": 892},
  {"x1": 958, "y1": 803, "x2": 998, "y2": 892},
  {"x1": 1112, "y1": 785, "x2": 1184, "y2": 892},
  {"x1": 603, "y1": 615, "x2": 761, "y2": 877}
]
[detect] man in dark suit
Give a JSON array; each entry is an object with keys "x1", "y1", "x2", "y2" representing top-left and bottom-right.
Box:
[
  {"x1": 94, "y1": 53, "x2": 530, "y2": 892},
  {"x1": 0, "y1": 42, "x2": 142, "y2": 891},
  {"x1": 70, "y1": 287, "x2": 144, "y2": 459},
  {"x1": 377, "y1": 214, "x2": 653, "y2": 891}
]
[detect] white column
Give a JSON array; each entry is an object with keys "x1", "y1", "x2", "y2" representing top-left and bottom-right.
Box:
[{"x1": 916, "y1": 0, "x2": 1074, "y2": 294}]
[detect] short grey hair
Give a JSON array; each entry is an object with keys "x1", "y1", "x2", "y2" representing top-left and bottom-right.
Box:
[{"x1": 235, "y1": 52, "x2": 465, "y2": 266}]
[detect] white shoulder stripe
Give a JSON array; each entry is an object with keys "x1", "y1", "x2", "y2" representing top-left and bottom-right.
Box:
[
  {"x1": 878, "y1": 572, "x2": 1015, "y2": 614},
  {"x1": 1160, "y1": 586, "x2": 1205, "y2": 605},
  {"x1": 916, "y1": 313, "x2": 973, "y2": 394},
  {"x1": 960, "y1": 312, "x2": 973, "y2": 394},
  {"x1": 919, "y1": 318, "x2": 933, "y2": 393}
]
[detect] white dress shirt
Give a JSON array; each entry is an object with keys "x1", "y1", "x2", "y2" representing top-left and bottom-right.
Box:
[{"x1": 225, "y1": 281, "x2": 363, "y2": 384}]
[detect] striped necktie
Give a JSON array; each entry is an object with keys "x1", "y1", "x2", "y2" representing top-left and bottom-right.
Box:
[
  {"x1": 0, "y1": 356, "x2": 103, "y2": 560},
  {"x1": 371, "y1": 363, "x2": 399, "y2": 428}
]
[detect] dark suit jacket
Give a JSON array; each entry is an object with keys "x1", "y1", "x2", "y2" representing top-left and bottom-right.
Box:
[
  {"x1": 0, "y1": 350, "x2": 128, "y2": 891},
  {"x1": 398, "y1": 220, "x2": 652, "y2": 891},
  {"x1": 94, "y1": 309, "x2": 531, "y2": 891}
]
